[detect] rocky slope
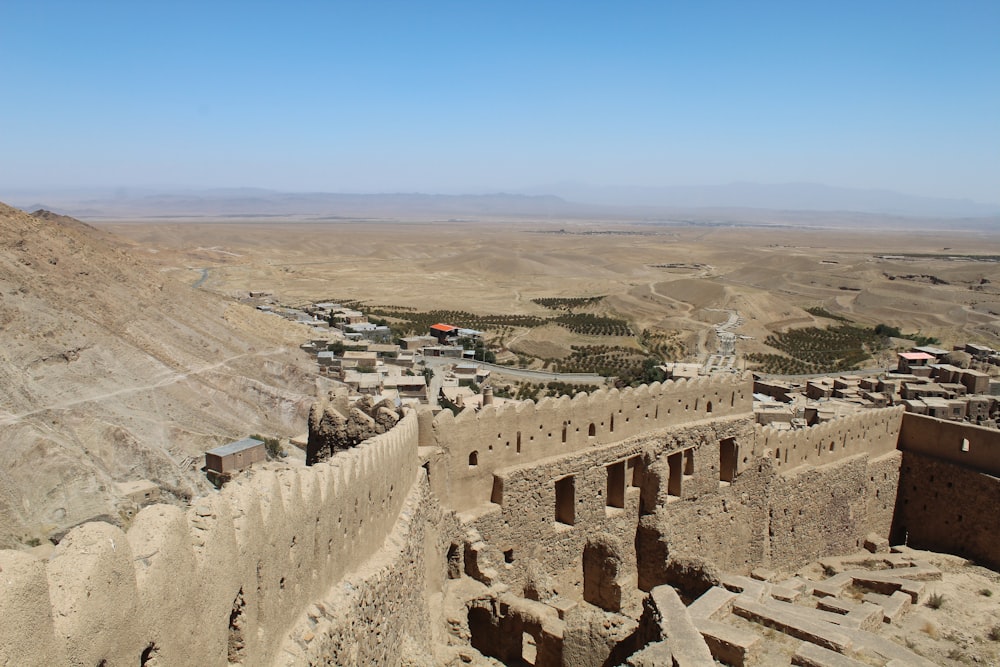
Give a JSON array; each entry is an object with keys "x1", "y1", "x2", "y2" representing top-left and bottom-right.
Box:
[{"x1": 0, "y1": 202, "x2": 316, "y2": 547}]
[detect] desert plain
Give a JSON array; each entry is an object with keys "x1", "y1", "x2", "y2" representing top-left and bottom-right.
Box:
[{"x1": 100, "y1": 216, "x2": 1000, "y2": 361}]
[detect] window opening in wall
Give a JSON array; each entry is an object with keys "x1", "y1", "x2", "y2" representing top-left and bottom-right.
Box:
[
  {"x1": 731, "y1": 392, "x2": 735, "y2": 407},
  {"x1": 720, "y1": 438, "x2": 738, "y2": 483},
  {"x1": 962, "y1": 438, "x2": 970, "y2": 452},
  {"x1": 522, "y1": 632, "x2": 537, "y2": 665},
  {"x1": 491, "y1": 475, "x2": 503, "y2": 505},
  {"x1": 447, "y1": 543, "x2": 462, "y2": 579},
  {"x1": 610, "y1": 414, "x2": 615, "y2": 432},
  {"x1": 588, "y1": 423, "x2": 596, "y2": 437},
  {"x1": 684, "y1": 449, "x2": 694, "y2": 476},
  {"x1": 517, "y1": 432, "x2": 522, "y2": 454},
  {"x1": 469, "y1": 451, "x2": 479, "y2": 467},
  {"x1": 627, "y1": 456, "x2": 644, "y2": 487},
  {"x1": 706, "y1": 400, "x2": 713, "y2": 413},
  {"x1": 694, "y1": 398, "x2": 699, "y2": 411},
  {"x1": 562, "y1": 424, "x2": 567, "y2": 443},
  {"x1": 606, "y1": 461, "x2": 626, "y2": 509},
  {"x1": 667, "y1": 451, "x2": 683, "y2": 499},
  {"x1": 555, "y1": 475, "x2": 576, "y2": 525},
  {"x1": 655, "y1": 405, "x2": 659, "y2": 419}
]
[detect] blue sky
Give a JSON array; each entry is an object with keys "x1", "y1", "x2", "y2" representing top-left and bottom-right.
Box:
[{"x1": 1, "y1": 1, "x2": 998, "y2": 203}]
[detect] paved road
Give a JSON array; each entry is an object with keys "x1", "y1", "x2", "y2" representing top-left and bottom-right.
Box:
[
  {"x1": 193, "y1": 268, "x2": 210, "y2": 289},
  {"x1": 753, "y1": 367, "x2": 892, "y2": 381},
  {"x1": 421, "y1": 356, "x2": 608, "y2": 385}
]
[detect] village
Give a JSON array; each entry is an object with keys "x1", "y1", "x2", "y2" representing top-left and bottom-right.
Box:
[
  {"x1": 752, "y1": 343, "x2": 1000, "y2": 430},
  {"x1": 254, "y1": 294, "x2": 1000, "y2": 427},
  {"x1": 188, "y1": 294, "x2": 1000, "y2": 488}
]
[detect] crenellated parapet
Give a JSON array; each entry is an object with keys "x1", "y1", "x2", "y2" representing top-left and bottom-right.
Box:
[
  {"x1": 0, "y1": 378, "x2": 930, "y2": 666},
  {"x1": 898, "y1": 412, "x2": 1000, "y2": 475},
  {"x1": 754, "y1": 406, "x2": 904, "y2": 472},
  {"x1": 0, "y1": 412, "x2": 420, "y2": 667},
  {"x1": 429, "y1": 374, "x2": 753, "y2": 507}
]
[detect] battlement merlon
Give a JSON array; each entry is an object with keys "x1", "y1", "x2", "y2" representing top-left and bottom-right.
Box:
[{"x1": 428, "y1": 375, "x2": 753, "y2": 508}]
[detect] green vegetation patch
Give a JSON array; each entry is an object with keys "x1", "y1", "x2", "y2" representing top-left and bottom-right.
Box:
[
  {"x1": 639, "y1": 328, "x2": 686, "y2": 361},
  {"x1": 546, "y1": 345, "x2": 665, "y2": 387},
  {"x1": 748, "y1": 306, "x2": 941, "y2": 375},
  {"x1": 551, "y1": 313, "x2": 632, "y2": 336},
  {"x1": 748, "y1": 323, "x2": 882, "y2": 374},
  {"x1": 361, "y1": 305, "x2": 631, "y2": 338},
  {"x1": 365, "y1": 307, "x2": 546, "y2": 338},
  {"x1": 805, "y1": 306, "x2": 851, "y2": 322},
  {"x1": 505, "y1": 381, "x2": 602, "y2": 401},
  {"x1": 531, "y1": 295, "x2": 606, "y2": 310}
]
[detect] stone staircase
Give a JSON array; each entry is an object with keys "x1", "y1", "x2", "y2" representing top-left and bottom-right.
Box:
[
  {"x1": 690, "y1": 549, "x2": 942, "y2": 666},
  {"x1": 635, "y1": 548, "x2": 945, "y2": 666}
]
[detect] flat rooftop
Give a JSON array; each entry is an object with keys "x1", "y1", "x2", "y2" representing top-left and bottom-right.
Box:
[{"x1": 206, "y1": 437, "x2": 264, "y2": 457}]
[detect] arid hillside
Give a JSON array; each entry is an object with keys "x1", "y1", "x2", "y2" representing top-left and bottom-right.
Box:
[{"x1": 0, "y1": 203, "x2": 317, "y2": 547}]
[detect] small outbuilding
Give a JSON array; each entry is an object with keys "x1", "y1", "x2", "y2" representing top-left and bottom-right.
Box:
[
  {"x1": 115, "y1": 479, "x2": 160, "y2": 506},
  {"x1": 205, "y1": 437, "x2": 266, "y2": 483}
]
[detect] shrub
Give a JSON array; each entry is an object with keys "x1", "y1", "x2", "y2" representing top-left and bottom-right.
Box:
[
  {"x1": 925, "y1": 592, "x2": 945, "y2": 609},
  {"x1": 252, "y1": 434, "x2": 283, "y2": 459},
  {"x1": 980, "y1": 588, "x2": 993, "y2": 597}
]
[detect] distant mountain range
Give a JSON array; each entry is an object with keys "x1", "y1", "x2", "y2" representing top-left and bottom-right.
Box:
[
  {"x1": 4, "y1": 182, "x2": 998, "y2": 228},
  {"x1": 518, "y1": 181, "x2": 1000, "y2": 218}
]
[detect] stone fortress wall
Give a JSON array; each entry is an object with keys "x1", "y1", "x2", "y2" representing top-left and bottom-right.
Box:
[
  {"x1": 426, "y1": 375, "x2": 751, "y2": 508},
  {"x1": 428, "y1": 375, "x2": 906, "y2": 607},
  {"x1": 895, "y1": 413, "x2": 1000, "y2": 570},
  {"x1": 0, "y1": 412, "x2": 426, "y2": 667},
  {"x1": 1, "y1": 374, "x2": 996, "y2": 666}
]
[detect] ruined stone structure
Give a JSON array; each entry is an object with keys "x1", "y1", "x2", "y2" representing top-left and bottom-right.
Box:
[
  {"x1": 2, "y1": 374, "x2": 998, "y2": 665},
  {"x1": 306, "y1": 388, "x2": 403, "y2": 465}
]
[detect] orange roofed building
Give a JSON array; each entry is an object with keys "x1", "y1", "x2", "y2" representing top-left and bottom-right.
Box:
[
  {"x1": 897, "y1": 351, "x2": 935, "y2": 374},
  {"x1": 429, "y1": 323, "x2": 459, "y2": 344}
]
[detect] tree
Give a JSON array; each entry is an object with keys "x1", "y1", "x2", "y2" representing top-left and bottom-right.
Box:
[{"x1": 874, "y1": 323, "x2": 901, "y2": 338}]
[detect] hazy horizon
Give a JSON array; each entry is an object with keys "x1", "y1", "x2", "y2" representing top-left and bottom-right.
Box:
[
  {"x1": 2, "y1": 3, "x2": 998, "y2": 203},
  {"x1": 6, "y1": 181, "x2": 1000, "y2": 223}
]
